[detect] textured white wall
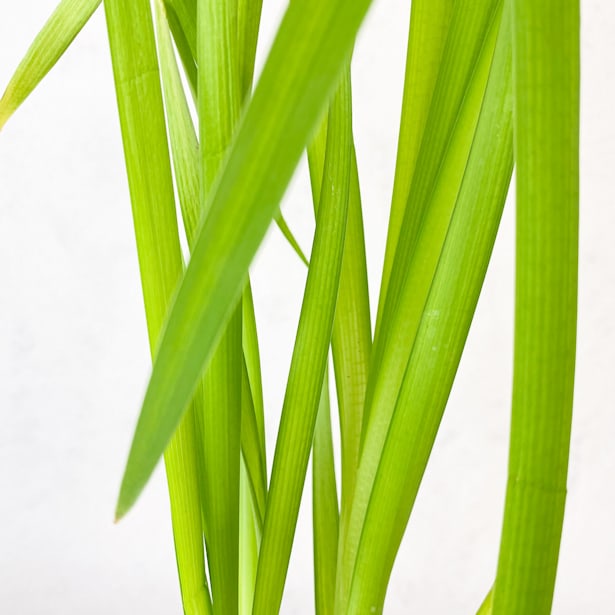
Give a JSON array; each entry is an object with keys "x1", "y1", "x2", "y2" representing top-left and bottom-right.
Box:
[{"x1": 0, "y1": 1, "x2": 613, "y2": 613}]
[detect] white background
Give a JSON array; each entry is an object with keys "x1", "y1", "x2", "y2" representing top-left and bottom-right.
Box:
[{"x1": 1, "y1": 1, "x2": 613, "y2": 613}]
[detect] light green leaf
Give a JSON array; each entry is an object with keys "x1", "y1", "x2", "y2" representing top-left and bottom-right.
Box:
[
  {"x1": 155, "y1": 4, "x2": 303, "y2": 538},
  {"x1": 492, "y1": 1, "x2": 579, "y2": 613},
  {"x1": 197, "y1": 0, "x2": 243, "y2": 612},
  {"x1": 239, "y1": 457, "x2": 260, "y2": 615},
  {"x1": 116, "y1": 0, "x2": 375, "y2": 518},
  {"x1": 154, "y1": 0, "x2": 200, "y2": 245},
  {"x1": 341, "y1": 9, "x2": 514, "y2": 611},
  {"x1": 237, "y1": 0, "x2": 263, "y2": 97},
  {"x1": 336, "y1": 1, "x2": 504, "y2": 607},
  {"x1": 252, "y1": 71, "x2": 352, "y2": 615},
  {"x1": 163, "y1": 0, "x2": 197, "y2": 96},
  {"x1": 377, "y1": 0, "x2": 454, "y2": 329},
  {"x1": 307, "y1": 93, "x2": 372, "y2": 514},
  {"x1": 477, "y1": 589, "x2": 494, "y2": 615},
  {"x1": 240, "y1": 354, "x2": 267, "y2": 527},
  {"x1": 312, "y1": 367, "x2": 339, "y2": 615},
  {"x1": 366, "y1": 0, "x2": 503, "y2": 433},
  {"x1": 241, "y1": 281, "x2": 267, "y2": 471},
  {"x1": 0, "y1": 0, "x2": 101, "y2": 129},
  {"x1": 104, "y1": 1, "x2": 210, "y2": 614}
]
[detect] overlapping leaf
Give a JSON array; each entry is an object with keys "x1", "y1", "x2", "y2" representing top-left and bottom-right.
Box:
[
  {"x1": 115, "y1": 0, "x2": 376, "y2": 519},
  {"x1": 104, "y1": 1, "x2": 211, "y2": 614},
  {"x1": 252, "y1": 70, "x2": 352, "y2": 615}
]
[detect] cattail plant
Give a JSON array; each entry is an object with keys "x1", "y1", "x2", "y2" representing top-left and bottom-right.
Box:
[{"x1": 0, "y1": 0, "x2": 579, "y2": 613}]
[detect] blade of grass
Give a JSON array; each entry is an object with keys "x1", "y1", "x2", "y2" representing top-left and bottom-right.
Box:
[
  {"x1": 0, "y1": 0, "x2": 101, "y2": 129},
  {"x1": 306, "y1": 77, "x2": 371, "y2": 610},
  {"x1": 377, "y1": 0, "x2": 454, "y2": 328},
  {"x1": 312, "y1": 366, "x2": 339, "y2": 615},
  {"x1": 252, "y1": 70, "x2": 352, "y2": 615},
  {"x1": 237, "y1": 0, "x2": 263, "y2": 98},
  {"x1": 241, "y1": 281, "x2": 266, "y2": 472},
  {"x1": 197, "y1": 0, "x2": 243, "y2": 612},
  {"x1": 154, "y1": 0, "x2": 199, "y2": 243},
  {"x1": 163, "y1": 0, "x2": 197, "y2": 96},
  {"x1": 156, "y1": 13, "x2": 267, "y2": 610},
  {"x1": 240, "y1": 355, "x2": 267, "y2": 526},
  {"x1": 336, "y1": 1, "x2": 504, "y2": 607},
  {"x1": 342, "y1": 11, "x2": 514, "y2": 611},
  {"x1": 103, "y1": 1, "x2": 211, "y2": 614},
  {"x1": 491, "y1": 1, "x2": 579, "y2": 613},
  {"x1": 155, "y1": 8, "x2": 305, "y2": 533},
  {"x1": 155, "y1": 5, "x2": 305, "y2": 269},
  {"x1": 236, "y1": 6, "x2": 266, "y2": 605},
  {"x1": 366, "y1": 0, "x2": 503, "y2": 434},
  {"x1": 165, "y1": 0, "x2": 197, "y2": 61},
  {"x1": 307, "y1": 101, "x2": 371, "y2": 515},
  {"x1": 115, "y1": 0, "x2": 376, "y2": 518},
  {"x1": 275, "y1": 214, "x2": 309, "y2": 266},
  {"x1": 477, "y1": 589, "x2": 494, "y2": 615},
  {"x1": 239, "y1": 457, "x2": 260, "y2": 615}
]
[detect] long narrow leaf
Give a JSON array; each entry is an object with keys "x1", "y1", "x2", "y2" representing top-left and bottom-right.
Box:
[
  {"x1": 366, "y1": 0, "x2": 503, "y2": 433},
  {"x1": 307, "y1": 100, "x2": 371, "y2": 514},
  {"x1": 197, "y1": 0, "x2": 243, "y2": 612},
  {"x1": 252, "y1": 71, "x2": 352, "y2": 615},
  {"x1": 0, "y1": 0, "x2": 101, "y2": 129},
  {"x1": 477, "y1": 589, "x2": 494, "y2": 615},
  {"x1": 240, "y1": 356, "x2": 267, "y2": 526},
  {"x1": 312, "y1": 367, "x2": 339, "y2": 615},
  {"x1": 492, "y1": 1, "x2": 579, "y2": 612},
  {"x1": 239, "y1": 458, "x2": 260, "y2": 615},
  {"x1": 336, "y1": 1, "x2": 503, "y2": 606},
  {"x1": 237, "y1": 0, "x2": 263, "y2": 97},
  {"x1": 154, "y1": 7, "x2": 296, "y2": 527},
  {"x1": 103, "y1": 1, "x2": 211, "y2": 614},
  {"x1": 163, "y1": 0, "x2": 197, "y2": 96},
  {"x1": 115, "y1": 0, "x2": 376, "y2": 518},
  {"x1": 341, "y1": 10, "x2": 514, "y2": 611},
  {"x1": 377, "y1": 0, "x2": 454, "y2": 325}
]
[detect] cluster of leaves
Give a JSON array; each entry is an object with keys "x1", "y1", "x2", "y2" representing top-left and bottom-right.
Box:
[{"x1": 0, "y1": 0, "x2": 578, "y2": 613}]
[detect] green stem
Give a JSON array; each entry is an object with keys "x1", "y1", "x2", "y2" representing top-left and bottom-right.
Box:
[{"x1": 492, "y1": 0, "x2": 579, "y2": 612}]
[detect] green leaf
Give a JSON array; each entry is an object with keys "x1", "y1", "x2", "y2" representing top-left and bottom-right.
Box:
[
  {"x1": 239, "y1": 457, "x2": 260, "y2": 615},
  {"x1": 336, "y1": 0, "x2": 504, "y2": 607},
  {"x1": 252, "y1": 70, "x2": 352, "y2": 615},
  {"x1": 341, "y1": 9, "x2": 514, "y2": 611},
  {"x1": 197, "y1": 0, "x2": 243, "y2": 612},
  {"x1": 477, "y1": 589, "x2": 494, "y2": 615},
  {"x1": 275, "y1": 214, "x2": 309, "y2": 266},
  {"x1": 312, "y1": 367, "x2": 339, "y2": 615},
  {"x1": 0, "y1": 0, "x2": 101, "y2": 129},
  {"x1": 492, "y1": 1, "x2": 579, "y2": 613},
  {"x1": 154, "y1": 0, "x2": 200, "y2": 246},
  {"x1": 104, "y1": 1, "x2": 211, "y2": 614},
  {"x1": 164, "y1": 0, "x2": 197, "y2": 66},
  {"x1": 366, "y1": 0, "x2": 503, "y2": 434},
  {"x1": 162, "y1": 0, "x2": 197, "y2": 98},
  {"x1": 307, "y1": 93, "x2": 372, "y2": 515},
  {"x1": 377, "y1": 0, "x2": 454, "y2": 329},
  {"x1": 157, "y1": 8, "x2": 268, "y2": 609},
  {"x1": 241, "y1": 281, "x2": 267, "y2": 472},
  {"x1": 237, "y1": 0, "x2": 263, "y2": 97},
  {"x1": 116, "y1": 0, "x2": 375, "y2": 518},
  {"x1": 240, "y1": 354, "x2": 267, "y2": 528},
  {"x1": 155, "y1": 5, "x2": 305, "y2": 540}
]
